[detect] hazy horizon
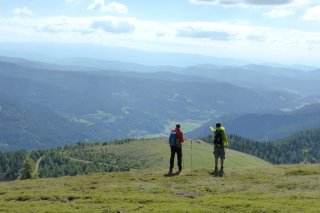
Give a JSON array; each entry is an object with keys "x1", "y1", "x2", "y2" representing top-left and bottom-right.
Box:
[{"x1": 1, "y1": 0, "x2": 320, "y2": 66}]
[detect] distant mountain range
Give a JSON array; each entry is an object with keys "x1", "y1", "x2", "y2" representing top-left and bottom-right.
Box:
[
  {"x1": 0, "y1": 42, "x2": 249, "y2": 67},
  {"x1": 178, "y1": 64, "x2": 320, "y2": 96},
  {"x1": 0, "y1": 55, "x2": 319, "y2": 150},
  {"x1": 189, "y1": 103, "x2": 320, "y2": 141}
]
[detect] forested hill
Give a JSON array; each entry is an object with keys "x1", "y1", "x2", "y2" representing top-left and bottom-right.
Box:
[
  {"x1": 0, "y1": 138, "x2": 269, "y2": 182},
  {"x1": 201, "y1": 128, "x2": 320, "y2": 164},
  {"x1": 2, "y1": 127, "x2": 320, "y2": 182},
  {"x1": 0, "y1": 96, "x2": 109, "y2": 150},
  {"x1": 0, "y1": 59, "x2": 307, "y2": 150}
]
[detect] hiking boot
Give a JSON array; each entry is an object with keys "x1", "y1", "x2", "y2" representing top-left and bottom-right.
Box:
[
  {"x1": 214, "y1": 169, "x2": 218, "y2": 177},
  {"x1": 219, "y1": 169, "x2": 224, "y2": 177}
]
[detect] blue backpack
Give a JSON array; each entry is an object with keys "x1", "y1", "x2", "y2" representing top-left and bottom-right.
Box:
[{"x1": 169, "y1": 131, "x2": 178, "y2": 146}]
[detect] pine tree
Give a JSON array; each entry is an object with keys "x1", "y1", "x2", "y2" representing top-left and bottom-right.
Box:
[
  {"x1": 302, "y1": 148, "x2": 309, "y2": 164},
  {"x1": 19, "y1": 154, "x2": 37, "y2": 180}
]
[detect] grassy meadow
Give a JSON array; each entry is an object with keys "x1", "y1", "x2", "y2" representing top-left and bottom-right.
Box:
[
  {"x1": 63, "y1": 138, "x2": 270, "y2": 172},
  {"x1": 1, "y1": 164, "x2": 320, "y2": 212},
  {"x1": 1, "y1": 139, "x2": 319, "y2": 212}
]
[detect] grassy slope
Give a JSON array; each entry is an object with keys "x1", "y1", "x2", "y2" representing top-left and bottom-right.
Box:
[
  {"x1": 1, "y1": 164, "x2": 320, "y2": 212},
  {"x1": 6, "y1": 139, "x2": 317, "y2": 212},
  {"x1": 67, "y1": 138, "x2": 270, "y2": 171}
]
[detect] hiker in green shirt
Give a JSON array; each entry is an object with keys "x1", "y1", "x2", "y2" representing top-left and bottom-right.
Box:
[{"x1": 210, "y1": 123, "x2": 228, "y2": 177}]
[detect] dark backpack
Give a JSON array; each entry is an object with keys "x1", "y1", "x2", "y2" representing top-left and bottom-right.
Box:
[
  {"x1": 169, "y1": 131, "x2": 178, "y2": 146},
  {"x1": 214, "y1": 130, "x2": 223, "y2": 147}
]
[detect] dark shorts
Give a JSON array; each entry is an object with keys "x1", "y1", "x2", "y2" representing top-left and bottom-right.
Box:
[{"x1": 213, "y1": 147, "x2": 225, "y2": 159}]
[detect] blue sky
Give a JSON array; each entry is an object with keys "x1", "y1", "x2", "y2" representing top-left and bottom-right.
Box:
[{"x1": 1, "y1": 0, "x2": 320, "y2": 65}]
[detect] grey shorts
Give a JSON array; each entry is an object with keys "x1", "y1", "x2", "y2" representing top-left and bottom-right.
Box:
[{"x1": 213, "y1": 147, "x2": 225, "y2": 159}]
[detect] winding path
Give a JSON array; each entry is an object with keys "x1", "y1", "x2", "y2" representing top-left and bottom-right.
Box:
[{"x1": 34, "y1": 155, "x2": 44, "y2": 175}]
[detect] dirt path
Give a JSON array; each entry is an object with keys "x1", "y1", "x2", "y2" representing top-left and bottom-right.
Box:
[{"x1": 35, "y1": 155, "x2": 44, "y2": 175}]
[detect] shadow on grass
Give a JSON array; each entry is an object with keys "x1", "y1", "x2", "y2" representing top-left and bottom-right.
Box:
[
  {"x1": 208, "y1": 171, "x2": 225, "y2": 177},
  {"x1": 163, "y1": 171, "x2": 181, "y2": 177}
]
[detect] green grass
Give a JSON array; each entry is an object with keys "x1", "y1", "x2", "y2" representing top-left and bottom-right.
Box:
[
  {"x1": 1, "y1": 164, "x2": 320, "y2": 212},
  {"x1": 69, "y1": 138, "x2": 270, "y2": 171},
  {"x1": 2, "y1": 140, "x2": 317, "y2": 212}
]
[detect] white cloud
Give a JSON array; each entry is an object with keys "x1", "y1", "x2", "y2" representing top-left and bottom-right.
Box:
[
  {"x1": 87, "y1": 0, "x2": 103, "y2": 10},
  {"x1": 168, "y1": 21, "x2": 320, "y2": 65},
  {"x1": 91, "y1": 19, "x2": 135, "y2": 33},
  {"x1": 66, "y1": 0, "x2": 82, "y2": 3},
  {"x1": 303, "y1": 5, "x2": 320, "y2": 21},
  {"x1": 32, "y1": 16, "x2": 138, "y2": 36},
  {"x1": 190, "y1": 0, "x2": 319, "y2": 20},
  {"x1": 245, "y1": 0, "x2": 293, "y2": 5},
  {"x1": 264, "y1": 8, "x2": 295, "y2": 18},
  {"x1": 190, "y1": 0, "x2": 293, "y2": 6},
  {"x1": 189, "y1": 0, "x2": 217, "y2": 5},
  {"x1": 106, "y1": 2, "x2": 128, "y2": 14},
  {"x1": 13, "y1": 7, "x2": 33, "y2": 16},
  {"x1": 262, "y1": 0, "x2": 320, "y2": 19},
  {"x1": 171, "y1": 22, "x2": 271, "y2": 43},
  {"x1": 1, "y1": 15, "x2": 320, "y2": 65},
  {"x1": 88, "y1": 0, "x2": 128, "y2": 14},
  {"x1": 177, "y1": 29, "x2": 232, "y2": 41},
  {"x1": 174, "y1": 23, "x2": 236, "y2": 41}
]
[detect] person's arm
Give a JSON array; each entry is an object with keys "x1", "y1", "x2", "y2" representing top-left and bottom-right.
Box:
[
  {"x1": 209, "y1": 127, "x2": 215, "y2": 133},
  {"x1": 223, "y1": 131, "x2": 228, "y2": 147}
]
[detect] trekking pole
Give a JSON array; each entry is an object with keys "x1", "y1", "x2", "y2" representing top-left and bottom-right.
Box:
[
  {"x1": 191, "y1": 139, "x2": 193, "y2": 175},
  {"x1": 182, "y1": 141, "x2": 185, "y2": 171},
  {"x1": 182, "y1": 152, "x2": 185, "y2": 171}
]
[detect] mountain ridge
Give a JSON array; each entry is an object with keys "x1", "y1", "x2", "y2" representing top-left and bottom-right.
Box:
[
  {"x1": 0, "y1": 59, "x2": 306, "y2": 150},
  {"x1": 189, "y1": 103, "x2": 320, "y2": 141}
]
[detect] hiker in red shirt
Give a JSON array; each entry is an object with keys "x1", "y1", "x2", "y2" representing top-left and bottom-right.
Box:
[{"x1": 168, "y1": 123, "x2": 184, "y2": 175}]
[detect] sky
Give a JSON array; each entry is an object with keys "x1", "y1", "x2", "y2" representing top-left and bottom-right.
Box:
[{"x1": 1, "y1": 0, "x2": 320, "y2": 65}]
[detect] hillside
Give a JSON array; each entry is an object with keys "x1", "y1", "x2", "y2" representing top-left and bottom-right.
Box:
[
  {"x1": 0, "y1": 59, "x2": 305, "y2": 150},
  {"x1": 198, "y1": 128, "x2": 320, "y2": 165},
  {"x1": 0, "y1": 138, "x2": 270, "y2": 181},
  {"x1": 0, "y1": 96, "x2": 108, "y2": 150},
  {"x1": 189, "y1": 103, "x2": 320, "y2": 141},
  {"x1": 56, "y1": 138, "x2": 270, "y2": 170},
  {"x1": 1, "y1": 164, "x2": 320, "y2": 212}
]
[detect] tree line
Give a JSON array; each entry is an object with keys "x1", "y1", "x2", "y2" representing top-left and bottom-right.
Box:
[
  {"x1": 201, "y1": 128, "x2": 320, "y2": 164},
  {"x1": 0, "y1": 139, "x2": 140, "y2": 181},
  {"x1": 1, "y1": 129, "x2": 320, "y2": 182}
]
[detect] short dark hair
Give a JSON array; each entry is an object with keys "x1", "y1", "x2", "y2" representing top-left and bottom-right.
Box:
[
  {"x1": 176, "y1": 123, "x2": 181, "y2": 128},
  {"x1": 216, "y1": 123, "x2": 221, "y2": 128}
]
